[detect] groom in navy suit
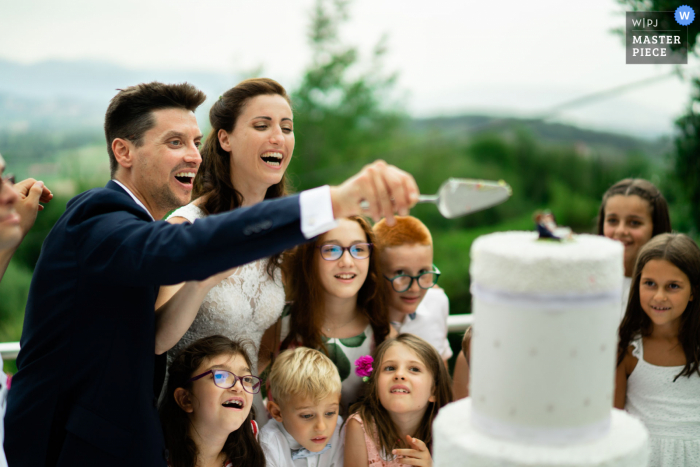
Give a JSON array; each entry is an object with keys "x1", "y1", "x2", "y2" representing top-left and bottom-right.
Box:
[{"x1": 4, "y1": 82, "x2": 418, "y2": 467}]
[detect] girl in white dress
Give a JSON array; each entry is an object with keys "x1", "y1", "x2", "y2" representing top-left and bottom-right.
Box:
[
  {"x1": 596, "y1": 178, "x2": 671, "y2": 319},
  {"x1": 261, "y1": 216, "x2": 395, "y2": 412},
  {"x1": 615, "y1": 233, "x2": 700, "y2": 467}
]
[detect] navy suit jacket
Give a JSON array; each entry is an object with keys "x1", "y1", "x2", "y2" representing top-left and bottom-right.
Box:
[{"x1": 5, "y1": 181, "x2": 308, "y2": 466}]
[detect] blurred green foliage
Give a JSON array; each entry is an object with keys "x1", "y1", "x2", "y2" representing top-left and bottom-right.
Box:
[
  {"x1": 618, "y1": 0, "x2": 700, "y2": 237},
  {"x1": 289, "y1": 0, "x2": 405, "y2": 190}
]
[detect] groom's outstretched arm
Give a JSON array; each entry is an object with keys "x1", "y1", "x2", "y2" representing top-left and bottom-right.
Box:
[
  {"x1": 75, "y1": 160, "x2": 418, "y2": 287},
  {"x1": 74, "y1": 192, "x2": 306, "y2": 286}
]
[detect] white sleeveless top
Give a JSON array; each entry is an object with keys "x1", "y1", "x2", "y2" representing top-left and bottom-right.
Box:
[
  {"x1": 166, "y1": 203, "x2": 286, "y2": 371},
  {"x1": 626, "y1": 337, "x2": 700, "y2": 467}
]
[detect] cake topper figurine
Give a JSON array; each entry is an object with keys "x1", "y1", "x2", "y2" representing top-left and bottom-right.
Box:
[{"x1": 534, "y1": 210, "x2": 572, "y2": 241}]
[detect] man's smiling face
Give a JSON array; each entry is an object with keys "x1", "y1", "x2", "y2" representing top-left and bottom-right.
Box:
[{"x1": 127, "y1": 108, "x2": 202, "y2": 219}]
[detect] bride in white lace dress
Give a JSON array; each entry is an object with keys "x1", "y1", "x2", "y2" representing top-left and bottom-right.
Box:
[
  {"x1": 164, "y1": 203, "x2": 285, "y2": 368},
  {"x1": 155, "y1": 78, "x2": 294, "y2": 381}
]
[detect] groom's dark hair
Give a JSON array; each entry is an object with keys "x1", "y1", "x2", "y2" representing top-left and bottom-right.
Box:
[{"x1": 104, "y1": 82, "x2": 206, "y2": 177}]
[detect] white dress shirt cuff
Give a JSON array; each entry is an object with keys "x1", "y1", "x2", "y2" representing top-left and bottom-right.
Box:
[{"x1": 299, "y1": 185, "x2": 339, "y2": 239}]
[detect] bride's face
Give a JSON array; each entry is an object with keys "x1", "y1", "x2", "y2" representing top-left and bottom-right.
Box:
[
  {"x1": 316, "y1": 219, "x2": 371, "y2": 300},
  {"x1": 219, "y1": 94, "x2": 294, "y2": 193}
]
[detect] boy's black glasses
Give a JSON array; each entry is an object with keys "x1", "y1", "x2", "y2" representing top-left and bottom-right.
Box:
[
  {"x1": 187, "y1": 369, "x2": 262, "y2": 394},
  {"x1": 317, "y1": 243, "x2": 373, "y2": 261},
  {"x1": 384, "y1": 265, "x2": 441, "y2": 293}
]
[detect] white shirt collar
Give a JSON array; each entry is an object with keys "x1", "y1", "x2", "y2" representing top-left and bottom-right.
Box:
[
  {"x1": 271, "y1": 418, "x2": 303, "y2": 450},
  {"x1": 112, "y1": 180, "x2": 155, "y2": 221}
]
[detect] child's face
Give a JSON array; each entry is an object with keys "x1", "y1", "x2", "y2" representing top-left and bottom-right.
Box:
[
  {"x1": 186, "y1": 353, "x2": 254, "y2": 436},
  {"x1": 316, "y1": 219, "x2": 370, "y2": 300},
  {"x1": 602, "y1": 195, "x2": 653, "y2": 276},
  {"x1": 273, "y1": 393, "x2": 340, "y2": 453},
  {"x1": 377, "y1": 342, "x2": 435, "y2": 417},
  {"x1": 639, "y1": 259, "x2": 693, "y2": 329},
  {"x1": 381, "y1": 244, "x2": 434, "y2": 316}
]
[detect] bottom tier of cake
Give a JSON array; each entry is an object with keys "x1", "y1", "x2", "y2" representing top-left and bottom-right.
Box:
[{"x1": 434, "y1": 398, "x2": 649, "y2": 467}]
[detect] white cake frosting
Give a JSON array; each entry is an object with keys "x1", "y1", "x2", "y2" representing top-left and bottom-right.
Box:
[
  {"x1": 470, "y1": 231, "x2": 623, "y2": 295},
  {"x1": 434, "y1": 399, "x2": 649, "y2": 467},
  {"x1": 433, "y1": 231, "x2": 649, "y2": 466}
]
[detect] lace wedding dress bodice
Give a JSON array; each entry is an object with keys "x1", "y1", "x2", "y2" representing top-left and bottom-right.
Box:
[{"x1": 166, "y1": 203, "x2": 285, "y2": 371}]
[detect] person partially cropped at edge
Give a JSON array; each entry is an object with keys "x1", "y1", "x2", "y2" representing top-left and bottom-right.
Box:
[
  {"x1": 4, "y1": 81, "x2": 419, "y2": 467},
  {"x1": 0, "y1": 153, "x2": 53, "y2": 467}
]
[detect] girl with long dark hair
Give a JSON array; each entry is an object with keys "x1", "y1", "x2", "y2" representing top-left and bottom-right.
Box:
[{"x1": 160, "y1": 335, "x2": 266, "y2": 467}]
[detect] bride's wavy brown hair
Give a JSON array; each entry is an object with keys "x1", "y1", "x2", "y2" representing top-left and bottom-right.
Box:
[
  {"x1": 159, "y1": 335, "x2": 265, "y2": 467},
  {"x1": 281, "y1": 216, "x2": 391, "y2": 352},
  {"x1": 193, "y1": 78, "x2": 291, "y2": 276}
]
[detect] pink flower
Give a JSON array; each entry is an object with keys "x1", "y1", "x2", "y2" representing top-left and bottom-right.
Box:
[{"x1": 355, "y1": 355, "x2": 374, "y2": 378}]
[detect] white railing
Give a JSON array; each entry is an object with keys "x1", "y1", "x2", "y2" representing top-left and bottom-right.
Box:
[
  {"x1": 0, "y1": 342, "x2": 20, "y2": 361},
  {"x1": 0, "y1": 314, "x2": 474, "y2": 361},
  {"x1": 447, "y1": 313, "x2": 473, "y2": 333}
]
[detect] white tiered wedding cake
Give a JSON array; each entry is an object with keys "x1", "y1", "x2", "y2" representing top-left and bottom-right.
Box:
[{"x1": 434, "y1": 232, "x2": 649, "y2": 467}]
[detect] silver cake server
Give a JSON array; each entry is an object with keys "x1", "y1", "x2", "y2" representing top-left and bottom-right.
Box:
[{"x1": 418, "y1": 178, "x2": 512, "y2": 218}]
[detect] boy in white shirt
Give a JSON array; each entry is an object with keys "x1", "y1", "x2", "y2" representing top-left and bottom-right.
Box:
[
  {"x1": 261, "y1": 347, "x2": 344, "y2": 467},
  {"x1": 373, "y1": 216, "x2": 452, "y2": 365}
]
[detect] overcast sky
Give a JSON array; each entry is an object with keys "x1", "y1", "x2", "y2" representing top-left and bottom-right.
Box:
[{"x1": 1, "y1": 0, "x2": 696, "y2": 137}]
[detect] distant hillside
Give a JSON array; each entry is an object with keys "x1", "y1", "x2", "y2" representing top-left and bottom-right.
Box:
[
  {"x1": 0, "y1": 58, "x2": 238, "y2": 133},
  {"x1": 412, "y1": 115, "x2": 672, "y2": 161},
  {"x1": 0, "y1": 58, "x2": 672, "y2": 178},
  {"x1": 0, "y1": 58, "x2": 239, "y2": 102}
]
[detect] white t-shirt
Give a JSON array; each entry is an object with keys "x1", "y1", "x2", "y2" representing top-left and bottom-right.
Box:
[
  {"x1": 260, "y1": 416, "x2": 344, "y2": 467},
  {"x1": 391, "y1": 288, "x2": 453, "y2": 360}
]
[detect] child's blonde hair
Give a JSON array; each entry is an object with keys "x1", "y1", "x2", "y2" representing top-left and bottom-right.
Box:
[
  {"x1": 269, "y1": 347, "x2": 342, "y2": 406},
  {"x1": 373, "y1": 216, "x2": 432, "y2": 248}
]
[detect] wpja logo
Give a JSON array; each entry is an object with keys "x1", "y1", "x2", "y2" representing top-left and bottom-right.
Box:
[{"x1": 626, "y1": 5, "x2": 694, "y2": 64}]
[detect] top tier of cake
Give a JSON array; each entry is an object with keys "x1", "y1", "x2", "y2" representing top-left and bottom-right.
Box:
[
  {"x1": 470, "y1": 232, "x2": 623, "y2": 295},
  {"x1": 468, "y1": 232, "x2": 624, "y2": 445}
]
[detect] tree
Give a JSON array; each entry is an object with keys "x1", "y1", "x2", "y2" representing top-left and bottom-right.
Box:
[
  {"x1": 288, "y1": 0, "x2": 405, "y2": 190},
  {"x1": 619, "y1": 0, "x2": 700, "y2": 234}
]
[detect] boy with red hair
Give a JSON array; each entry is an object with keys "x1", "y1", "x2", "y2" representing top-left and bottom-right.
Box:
[{"x1": 373, "y1": 216, "x2": 452, "y2": 364}]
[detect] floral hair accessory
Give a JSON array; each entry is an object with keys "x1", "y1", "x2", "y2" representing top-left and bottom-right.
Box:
[{"x1": 355, "y1": 355, "x2": 374, "y2": 382}]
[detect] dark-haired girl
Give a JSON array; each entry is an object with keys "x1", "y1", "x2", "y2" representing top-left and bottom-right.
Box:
[
  {"x1": 614, "y1": 233, "x2": 700, "y2": 466},
  {"x1": 597, "y1": 178, "x2": 672, "y2": 318},
  {"x1": 262, "y1": 216, "x2": 395, "y2": 411},
  {"x1": 160, "y1": 335, "x2": 266, "y2": 467}
]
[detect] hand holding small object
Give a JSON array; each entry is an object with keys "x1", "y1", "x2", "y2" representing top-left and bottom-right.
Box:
[
  {"x1": 330, "y1": 160, "x2": 419, "y2": 226},
  {"x1": 13, "y1": 178, "x2": 53, "y2": 237},
  {"x1": 392, "y1": 435, "x2": 433, "y2": 467}
]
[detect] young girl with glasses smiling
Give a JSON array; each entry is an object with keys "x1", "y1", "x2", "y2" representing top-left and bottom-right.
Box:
[
  {"x1": 260, "y1": 216, "x2": 394, "y2": 412},
  {"x1": 160, "y1": 335, "x2": 266, "y2": 467}
]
